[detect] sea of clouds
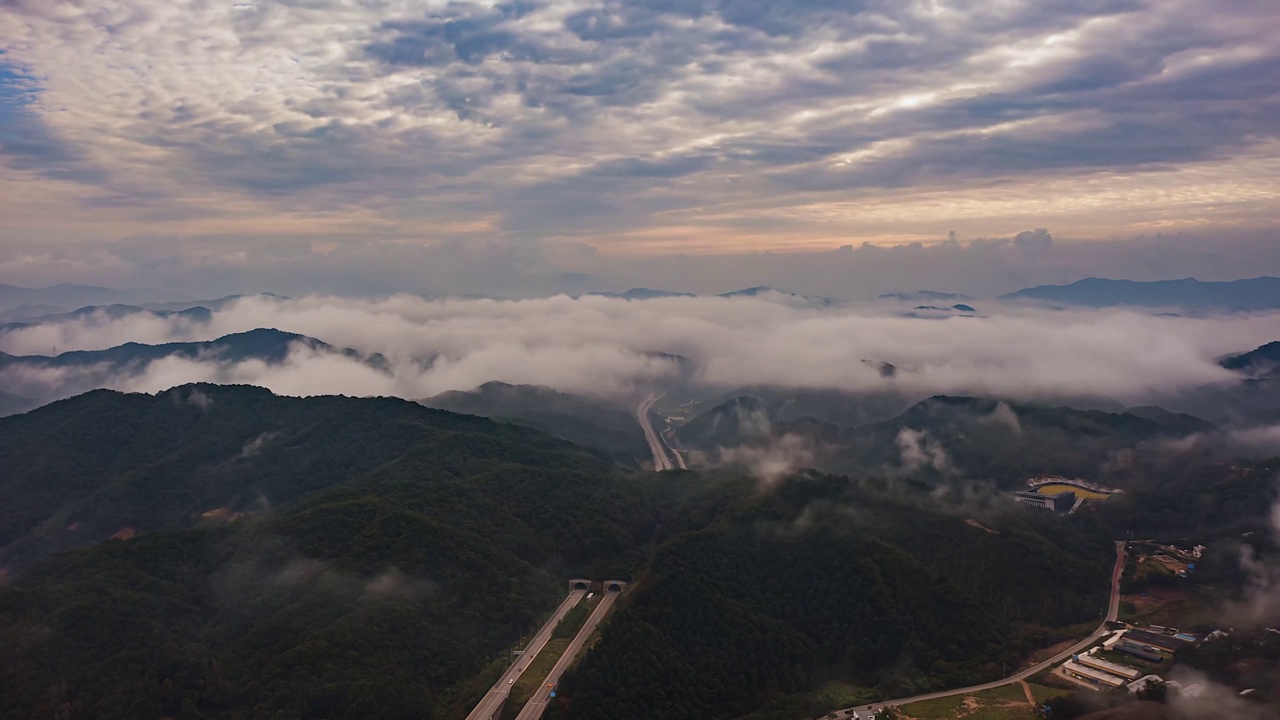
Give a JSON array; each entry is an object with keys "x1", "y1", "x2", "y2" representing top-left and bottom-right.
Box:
[{"x1": 2, "y1": 293, "x2": 1279, "y2": 409}]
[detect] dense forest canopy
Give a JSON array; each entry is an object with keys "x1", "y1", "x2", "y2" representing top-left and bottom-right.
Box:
[
  {"x1": 552, "y1": 473, "x2": 1115, "y2": 720},
  {"x1": 0, "y1": 385, "x2": 1277, "y2": 720},
  {"x1": 676, "y1": 394, "x2": 1219, "y2": 486},
  {"x1": 0, "y1": 385, "x2": 687, "y2": 719}
]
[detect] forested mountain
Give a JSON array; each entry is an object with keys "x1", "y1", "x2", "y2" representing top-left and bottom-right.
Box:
[
  {"x1": 1221, "y1": 341, "x2": 1280, "y2": 379},
  {"x1": 4, "y1": 384, "x2": 1269, "y2": 720},
  {"x1": 676, "y1": 394, "x2": 1214, "y2": 486},
  {"x1": 1092, "y1": 454, "x2": 1280, "y2": 538},
  {"x1": 678, "y1": 385, "x2": 912, "y2": 432},
  {"x1": 0, "y1": 385, "x2": 707, "y2": 720},
  {"x1": 421, "y1": 382, "x2": 648, "y2": 462},
  {"x1": 0, "y1": 384, "x2": 608, "y2": 571},
  {"x1": 1161, "y1": 340, "x2": 1280, "y2": 423},
  {"x1": 554, "y1": 473, "x2": 1115, "y2": 720}
]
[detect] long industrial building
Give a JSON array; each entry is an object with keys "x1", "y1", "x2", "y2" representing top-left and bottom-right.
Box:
[
  {"x1": 1117, "y1": 641, "x2": 1164, "y2": 663},
  {"x1": 1124, "y1": 629, "x2": 1183, "y2": 653},
  {"x1": 1077, "y1": 654, "x2": 1142, "y2": 680},
  {"x1": 1064, "y1": 661, "x2": 1127, "y2": 688}
]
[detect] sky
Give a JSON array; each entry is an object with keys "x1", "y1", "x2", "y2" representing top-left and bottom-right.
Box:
[{"x1": 1, "y1": 0, "x2": 1279, "y2": 298}]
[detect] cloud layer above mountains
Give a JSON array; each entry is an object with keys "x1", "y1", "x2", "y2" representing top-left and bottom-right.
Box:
[
  {"x1": 2, "y1": 0, "x2": 1278, "y2": 262},
  {"x1": 2, "y1": 294, "x2": 1277, "y2": 409}
]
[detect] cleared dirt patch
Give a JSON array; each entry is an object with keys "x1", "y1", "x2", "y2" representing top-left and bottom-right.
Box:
[{"x1": 966, "y1": 519, "x2": 998, "y2": 534}]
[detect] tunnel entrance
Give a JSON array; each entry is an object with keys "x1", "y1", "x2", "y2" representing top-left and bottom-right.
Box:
[
  {"x1": 569, "y1": 579, "x2": 591, "y2": 592},
  {"x1": 573, "y1": 582, "x2": 589, "y2": 591},
  {"x1": 607, "y1": 582, "x2": 623, "y2": 592}
]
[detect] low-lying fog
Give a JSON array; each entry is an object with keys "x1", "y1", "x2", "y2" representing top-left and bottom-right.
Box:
[{"x1": 2, "y1": 293, "x2": 1278, "y2": 409}]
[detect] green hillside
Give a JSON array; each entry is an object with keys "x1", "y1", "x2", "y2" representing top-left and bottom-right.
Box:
[
  {"x1": 422, "y1": 382, "x2": 649, "y2": 464},
  {"x1": 554, "y1": 473, "x2": 1115, "y2": 720},
  {"x1": 0, "y1": 384, "x2": 620, "y2": 570},
  {"x1": 677, "y1": 394, "x2": 1215, "y2": 486},
  {"x1": 0, "y1": 385, "x2": 706, "y2": 719},
  {"x1": 4, "y1": 385, "x2": 1243, "y2": 720}
]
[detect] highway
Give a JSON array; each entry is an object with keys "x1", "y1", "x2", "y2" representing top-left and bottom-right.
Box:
[
  {"x1": 637, "y1": 393, "x2": 674, "y2": 471},
  {"x1": 817, "y1": 541, "x2": 1127, "y2": 719},
  {"x1": 464, "y1": 589, "x2": 586, "y2": 720},
  {"x1": 663, "y1": 430, "x2": 688, "y2": 470},
  {"x1": 513, "y1": 589, "x2": 621, "y2": 720}
]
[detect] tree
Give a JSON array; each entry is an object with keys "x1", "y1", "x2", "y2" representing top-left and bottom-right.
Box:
[{"x1": 1134, "y1": 677, "x2": 1167, "y2": 703}]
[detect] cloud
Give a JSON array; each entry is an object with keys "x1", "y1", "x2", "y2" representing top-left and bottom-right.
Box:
[
  {"x1": 1221, "y1": 499, "x2": 1280, "y2": 630},
  {"x1": 1224, "y1": 425, "x2": 1280, "y2": 454},
  {"x1": 362, "y1": 568, "x2": 438, "y2": 601},
  {"x1": 1167, "y1": 667, "x2": 1277, "y2": 720},
  {"x1": 0, "y1": 0, "x2": 1278, "y2": 255},
  {"x1": 1150, "y1": 425, "x2": 1280, "y2": 459},
  {"x1": 692, "y1": 402, "x2": 818, "y2": 483},
  {"x1": 1, "y1": 293, "x2": 1278, "y2": 413},
  {"x1": 895, "y1": 427, "x2": 953, "y2": 475},
  {"x1": 184, "y1": 387, "x2": 214, "y2": 410},
  {"x1": 709, "y1": 434, "x2": 816, "y2": 485},
  {"x1": 983, "y1": 402, "x2": 1023, "y2": 435},
  {"x1": 238, "y1": 431, "x2": 278, "y2": 460},
  {"x1": 1014, "y1": 228, "x2": 1053, "y2": 251}
]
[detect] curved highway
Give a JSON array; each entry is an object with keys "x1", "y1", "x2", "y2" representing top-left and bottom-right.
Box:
[{"x1": 819, "y1": 541, "x2": 1126, "y2": 719}]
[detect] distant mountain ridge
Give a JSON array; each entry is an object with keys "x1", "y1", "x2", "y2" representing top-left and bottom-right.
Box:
[
  {"x1": 140, "y1": 292, "x2": 287, "y2": 312},
  {"x1": 0, "y1": 283, "x2": 192, "y2": 314},
  {"x1": 0, "y1": 303, "x2": 213, "y2": 334},
  {"x1": 717, "y1": 286, "x2": 835, "y2": 306},
  {"x1": 0, "y1": 328, "x2": 379, "y2": 370},
  {"x1": 0, "y1": 293, "x2": 282, "y2": 324},
  {"x1": 1000, "y1": 276, "x2": 1280, "y2": 311},
  {"x1": 878, "y1": 290, "x2": 975, "y2": 303},
  {"x1": 582, "y1": 286, "x2": 834, "y2": 305},
  {"x1": 585, "y1": 288, "x2": 695, "y2": 300},
  {"x1": 0, "y1": 329, "x2": 387, "y2": 417}
]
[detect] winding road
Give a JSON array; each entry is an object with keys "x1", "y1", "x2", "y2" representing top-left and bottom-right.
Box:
[{"x1": 818, "y1": 541, "x2": 1126, "y2": 719}]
